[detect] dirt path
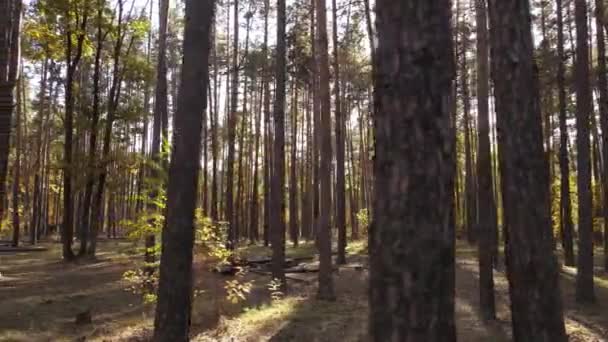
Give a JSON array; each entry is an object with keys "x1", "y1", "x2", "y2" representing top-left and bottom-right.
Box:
[{"x1": 1, "y1": 242, "x2": 607, "y2": 341}]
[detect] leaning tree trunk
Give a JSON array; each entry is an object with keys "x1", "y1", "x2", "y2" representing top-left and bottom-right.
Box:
[
  {"x1": 153, "y1": 0, "x2": 214, "y2": 338},
  {"x1": 369, "y1": 0, "x2": 456, "y2": 340},
  {"x1": 487, "y1": 0, "x2": 568, "y2": 340}
]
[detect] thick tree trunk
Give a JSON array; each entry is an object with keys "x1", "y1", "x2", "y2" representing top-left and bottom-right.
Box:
[
  {"x1": 487, "y1": 0, "x2": 568, "y2": 340},
  {"x1": 369, "y1": 1, "x2": 455, "y2": 339},
  {"x1": 556, "y1": 0, "x2": 575, "y2": 267},
  {"x1": 153, "y1": 0, "x2": 213, "y2": 338},
  {"x1": 574, "y1": 0, "x2": 596, "y2": 304},
  {"x1": 316, "y1": 0, "x2": 335, "y2": 301},
  {"x1": 475, "y1": 0, "x2": 496, "y2": 321}
]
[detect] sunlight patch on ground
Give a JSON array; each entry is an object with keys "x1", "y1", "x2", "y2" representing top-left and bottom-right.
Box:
[
  {"x1": 565, "y1": 317, "x2": 607, "y2": 342},
  {"x1": 194, "y1": 297, "x2": 302, "y2": 341}
]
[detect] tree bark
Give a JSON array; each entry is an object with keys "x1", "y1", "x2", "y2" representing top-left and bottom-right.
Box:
[
  {"x1": 487, "y1": 0, "x2": 568, "y2": 339},
  {"x1": 332, "y1": 0, "x2": 346, "y2": 265},
  {"x1": 475, "y1": 0, "x2": 496, "y2": 321},
  {"x1": 271, "y1": 0, "x2": 287, "y2": 290},
  {"x1": 369, "y1": 1, "x2": 455, "y2": 339},
  {"x1": 574, "y1": 0, "x2": 596, "y2": 304},
  {"x1": 595, "y1": 0, "x2": 608, "y2": 273},
  {"x1": 225, "y1": 0, "x2": 240, "y2": 248},
  {"x1": 556, "y1": 0, "x2": 575, "y2": 267},
  {"x1": 316, "y1": 0, "x2": 335, "y2": 301},
  {"x1": 153, "y1": 0, "x2": 213, "y2": 338}
]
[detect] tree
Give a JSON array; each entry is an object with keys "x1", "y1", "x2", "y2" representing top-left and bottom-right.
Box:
[
  {"x1": 369, "y1": 0, "x2": 455, "y2": 339},
  {"x1": 475, "y1": 0, "x2": 496, "y2": 321},
  {"x1": 8, "y1": 0, "x2": 21, "y2": 248},
  {"x1": 225, "y1": 0, "x2": 239, "y2": 248},
  {"x1": 0, "y1": 0, "x2": 21, "y2": 224},
  {"x1": 316, "y1": 0, "x2": 335, "y2": 301},
  {"x1": 556, "y1": 0, "x2": 575, "y2": 267},
  {"x1": 332, "y1": 0, "x2": 346, "y2": 265},
  {"x1": 62, "y1": 0, "x2": 89, "y2": 261},
  {"x1": 595, "y1": 0, "x2": 608, "y2": 273},
  {"x1": 487, "y1": 0, "x2": 567, "y2": 339},
  {"x1": 153, "y1": 0, "x2": 214, "y2": 338},
  {"x1": 271, "y1": 0, "x2": 287, "y2": 290},
  {"x1": 574, "y1": 0, "x2": 596, "y2": 304}
]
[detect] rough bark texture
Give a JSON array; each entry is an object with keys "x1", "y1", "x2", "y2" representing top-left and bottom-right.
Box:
[
  {"x1": 152, "y1": 0, "x2": 213, "y2": 339},
  {"x1": 487, "y1": 0, "x2": 568, "y2": 340},
  {"x1": 574, "y1": 0, "x2": 596, "y2": 304},
  {"x1": 556, "y1": 0, "x2": 575, "y2": 267},
  {"x1": 369, "y1": 1, "x2": 455, "y2": 340},
  {"x1": 475, "y1": 0, "x2": 496, "y2": 321},
  {"x1": 271, "y1": 0, "x2": 287, "y2": 290},
  {"x1": 316, "y1": 0, "x2": 335, "y2": 301}
]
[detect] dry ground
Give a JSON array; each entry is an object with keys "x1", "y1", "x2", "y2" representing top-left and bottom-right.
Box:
[{"x1": 0, "y1": 241, "x2": 607, "y2": 341}]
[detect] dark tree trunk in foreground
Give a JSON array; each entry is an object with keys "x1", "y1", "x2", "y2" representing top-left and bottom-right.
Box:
[
  {"x1": 475, "y1": 0, "x2": 496, "y2": 321},
  {"x1": 153, "y1": 0, "x2": 214, "y2": 339},
  {"x1": 574, "y1": 0, "x2": 596, "y2": 304},
  {"x1": 271, "y1": 0, "x2": 287, "y2": 290},
  {"x1": 487, "y1": 0, "x2": 567, "y2": 340},
  {"x1": 369, "y1": 0, "x2": 455, "y2": 340},
  {"x1": 316, "y1": 0, "x2": 335, "y2": 301},
  {"x1": 556, "y1": 0, "x2": 575, "y2": 267}
]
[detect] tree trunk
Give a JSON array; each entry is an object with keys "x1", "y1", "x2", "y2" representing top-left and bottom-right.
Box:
[
  {"x1": 225, "y1": 0, "x2": 239, "y2": 248},
  {"x1": 289, "y1": 82, "x2": 299, "y2": 247},
  {"x1": 271, "y1": 0, "x2": 287, "y2": 291},
  {"x1": 80, "y1": 0, "x2": 105, "y2": 256},
  {"x1": 62, "y1": 3, "x2": 88, "y2": 261},
  {"x1": 332, "y1": 0, "x2": 346, "y2": 265},
  {"x1": 556, "y1": 0, "x2": 575, "y2": 267},
  {"x1": 475, "y1": 0, "x2": 496, "y2": 321},
  {"x1": 574, "y1": 0, "x2": 596, "y2": 304},
  {"x1": 11, "y1": 73, "x2": 20, "y2": 247},
  {"x1": 369, "y1": 1, "x2": 455, "y2": 339},
  {"x1": 316, "y1": 0, "x2": 335, "y2": 301},
  {"x1": 595, "y1": 0, "x2": 608, "y2": 273},
  {"x1": 153, "y1": 0, "x2": 213, "y2": 338},
  {"x1": 487, "y1": 0, "x2": 568, "y2": 339},
  {"x1": 262, "y1": 0, "x2": 271, "y2": 246}
]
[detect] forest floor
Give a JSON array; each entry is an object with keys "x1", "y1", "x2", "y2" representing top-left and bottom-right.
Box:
[{"x1": 0, "y1": 240, "x2": 607, "y2": 341}]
